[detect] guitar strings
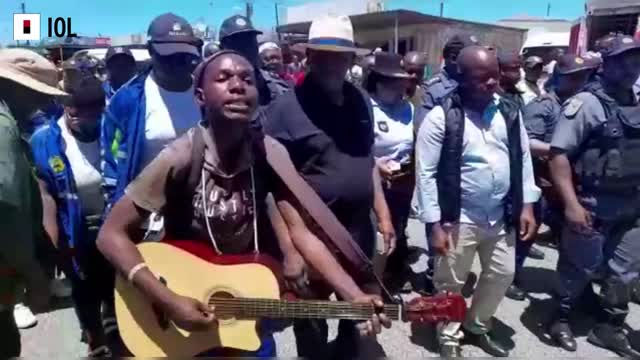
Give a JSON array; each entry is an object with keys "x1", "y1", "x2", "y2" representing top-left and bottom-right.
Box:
[
  {"x1": 207, "y1": 297, "x2": 400, "y2": 307},
  {"x1": 207, "y1": 298, "x2": 399, "y2": 312},
  {"x1": 208, "y1": 304, "x2": 399, "y2": 314},
  {"x1": 207, "y1": 297, "x2": 446, "y2": 313},
  {"x1": 209, "y1": 301, "x2": 399, "y2": 312},
  {"x1": 204, "y1": 298, "x2": 452, "y2": 320},
  {"x1": 205, "y1": 298, "x2": 401, "y2": 319}
]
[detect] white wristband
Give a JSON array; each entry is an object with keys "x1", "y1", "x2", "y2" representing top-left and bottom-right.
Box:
[{"x1": 127, "y1": 263, "x2": 148, "y2": 283}]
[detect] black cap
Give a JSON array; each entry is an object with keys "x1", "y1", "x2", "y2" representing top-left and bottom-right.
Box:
[
  {"x1": 64, "y1": 53, "x2": 102, "y2": 72},
  {"x1": 443, "y1": 34, "x2": 480, "y2": 56},
  {"x1": 147, "y1": 13, "x2": 201, "y2": 56},
  {"x1": 61, "y1": 56, "x2": 105, "y2": 106},
  {"x1": 555, "y1": 54, "x2": 599, "y2": 75},
  {"x1": 370, "y1": 52, "x2": 410, "y2": 78},
  {"x1": 105, "y1": 46, "x2": 134, "y2": 64},
  {"x1": 600, "y1": 34, "x2": 640, "y2": 58},
  {"x1": 219, "y1": 15, "x2": 262, "y2": 41},
  {"x1": 193, "y1": 50, "x2": 239, "y2": 90}
]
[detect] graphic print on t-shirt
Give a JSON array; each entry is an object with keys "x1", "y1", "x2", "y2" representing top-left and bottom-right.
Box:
[{"x1": 191, "y1": 170, "x2": 256, "y2": 253}]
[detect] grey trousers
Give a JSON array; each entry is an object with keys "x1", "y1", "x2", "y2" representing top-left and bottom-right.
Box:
[{"x1": 433, "y1": 221, "x2": 516, "y2": 345}]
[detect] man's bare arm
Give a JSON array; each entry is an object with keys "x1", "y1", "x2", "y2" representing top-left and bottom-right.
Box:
[{"x1": 273, "y1": 191, "x2": 366, "y2": 301}]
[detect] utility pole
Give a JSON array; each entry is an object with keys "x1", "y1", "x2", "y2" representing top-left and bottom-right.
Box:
[
  {"x1": 440, "y1": 1, "x2": 444, "y2": 17},
  {"x1": 246, "y1": 1, "x2": 254, "y2": 20},
  {"x1": 274, "y1": 2, "x2": 281, "y2": 41},
  {"x1": 547, "y1": 2, "x2": 551, "y2": 17}
]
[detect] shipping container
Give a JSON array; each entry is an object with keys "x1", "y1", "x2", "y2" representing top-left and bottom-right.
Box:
[{"x1": 570, "y1": 0, "x2": 640, "y2": 54}]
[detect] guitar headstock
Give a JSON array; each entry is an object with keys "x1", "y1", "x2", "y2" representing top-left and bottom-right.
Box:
[{"x1": 403, "y1": 292, "x2": 466, "y2": 323}]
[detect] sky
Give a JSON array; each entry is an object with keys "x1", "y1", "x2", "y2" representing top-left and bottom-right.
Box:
[{"x1": 0, "y1": 0, "x2": 587, "y2": 44}]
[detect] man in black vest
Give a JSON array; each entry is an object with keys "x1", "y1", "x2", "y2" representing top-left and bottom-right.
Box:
[
  {"x1": 548, "y1": 34, "x2": 640, "y2": 358},
  {"x1": 415, "y1": 46, "x2": 540, "y2": 357}
]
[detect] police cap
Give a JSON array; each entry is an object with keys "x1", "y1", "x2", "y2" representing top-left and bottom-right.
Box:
[
  {"x1": 600, "y1": 34, "x2": 640, "y2": 58},
  {"x1": 554, "y1": 54, "x2": 599, "y2": 75},
  {"x1": 219, "y1": 15, "x2": 262, "y2": 42}
]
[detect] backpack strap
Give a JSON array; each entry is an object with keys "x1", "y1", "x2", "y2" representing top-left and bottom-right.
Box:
[
  {"x1": 437, "y1": 94, "x2": 465, "y2": 224},
  {"x1": 163, "y1": 126, "x2": 207, "y2": 239},
  {"x1": 187, "y1": 126, "x2": 206, "y2": 192}
]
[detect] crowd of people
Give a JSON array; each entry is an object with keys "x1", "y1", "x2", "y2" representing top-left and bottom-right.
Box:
[{"x1": 1, "y1": 9, "x2": 640, "y2": 359}]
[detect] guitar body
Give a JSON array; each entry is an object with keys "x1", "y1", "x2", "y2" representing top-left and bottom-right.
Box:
[{"x1": 115, "y1": 241, "x2": 281, "y2": 356}]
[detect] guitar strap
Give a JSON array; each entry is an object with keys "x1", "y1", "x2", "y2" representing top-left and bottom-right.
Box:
[{"x1": 261, "y1": 135, "x2": 395, "y2": 302}]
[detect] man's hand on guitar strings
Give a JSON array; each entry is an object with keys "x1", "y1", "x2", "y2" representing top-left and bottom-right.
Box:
[
  {"x1": 353, "y1": 295, "x2": 391, "y2": 336},
  {"x1": 164, "y1": 294, "x2": 217, "y2": 332}
]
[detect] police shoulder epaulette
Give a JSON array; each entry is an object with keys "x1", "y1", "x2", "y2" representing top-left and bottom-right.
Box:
[
  {"x1": 563, "y1": 97, "x2": 584, "y2": 118},
  {"x1": 532, "y1": 93, "x2": 552, "y2": 103},
  {"x1": 425, "y1": 76, "x2": 441, "y2": 86}
]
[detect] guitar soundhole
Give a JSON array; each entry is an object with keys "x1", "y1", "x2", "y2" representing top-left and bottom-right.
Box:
[{"x1": 210, "y1": 291, "x2": 235, "y2": 321}]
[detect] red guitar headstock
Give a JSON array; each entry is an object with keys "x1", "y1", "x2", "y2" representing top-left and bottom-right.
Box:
[{"x1": 403, "y1": 292, "x2": 466, "y2": 323}]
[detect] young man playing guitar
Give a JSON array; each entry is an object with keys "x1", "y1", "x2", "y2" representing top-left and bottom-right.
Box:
[{"x1": 96, "y1": 50, "x2": 390, "y2": 357}]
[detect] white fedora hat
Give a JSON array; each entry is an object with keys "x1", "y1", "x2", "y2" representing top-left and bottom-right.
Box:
[
  {"x1": 0, "y1": 48, "x2": 67, "y2": 97},
  {"x1": 306, "y1": 14, "x2": 369, "y2": 55}
]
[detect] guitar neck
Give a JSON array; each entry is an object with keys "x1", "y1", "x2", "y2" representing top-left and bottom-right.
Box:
[{"x1": 210, "y1": 297, "x2": 401, "y2": 321}]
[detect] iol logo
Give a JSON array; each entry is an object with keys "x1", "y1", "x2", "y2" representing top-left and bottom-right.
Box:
[{"x1": 13, "y1": 13, "x2": 77, "y2": 41}]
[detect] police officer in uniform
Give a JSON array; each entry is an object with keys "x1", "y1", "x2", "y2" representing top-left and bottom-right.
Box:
[
  {"x1": 417, "y1": 34, "x2": 479, "y2": 129},
  {"x1": 548, "y1": 35, "x2": 640, "y2": 358},
  {"x1": 507, "y1": 55, "x2": 599, "y2": 302}
]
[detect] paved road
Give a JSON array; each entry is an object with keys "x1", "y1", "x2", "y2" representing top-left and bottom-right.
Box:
[{"x1": 20, "y1": 220, "x2": 640, "y2": 358}]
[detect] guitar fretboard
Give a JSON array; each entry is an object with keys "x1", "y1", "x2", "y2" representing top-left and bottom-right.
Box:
[{"x1": 209, "y1": 297, "x2": 401, "y2": 321}]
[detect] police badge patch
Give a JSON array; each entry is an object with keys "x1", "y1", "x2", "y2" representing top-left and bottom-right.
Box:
[
  {"x1": 563, "y1": 98, "x2": 583, "y2": 118},
  {"x1": 378, "y1": 121, "x2": 389, "y2": 133}
]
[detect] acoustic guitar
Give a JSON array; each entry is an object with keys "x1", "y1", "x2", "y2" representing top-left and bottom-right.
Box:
[{"x1": 115, "y1": 240, "x2": 466, "y2": 356}]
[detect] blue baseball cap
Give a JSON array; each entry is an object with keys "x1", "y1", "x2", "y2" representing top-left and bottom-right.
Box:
[
  {"x1": 147, "y1": 13, "x2": 202, "y2": 56},
  {"x1": 219, "y1": 15, "x2": 262, "y2": 41}
]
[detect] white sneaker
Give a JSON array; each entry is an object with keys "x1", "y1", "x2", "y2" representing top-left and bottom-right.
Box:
[
  {"x1": 14, "y1": 303, "x2": 37, "y2": 329},
  {"x1": 50, "y1": 278, "x2": 72, "y2": 298}
]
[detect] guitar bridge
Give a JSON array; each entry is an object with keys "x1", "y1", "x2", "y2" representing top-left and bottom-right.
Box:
[{"x1": 152, "y1": 276, "x2": 170, "y2": 330}]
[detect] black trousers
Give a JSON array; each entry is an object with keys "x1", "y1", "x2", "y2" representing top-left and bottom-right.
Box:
[
  {"x1": 383, "y1": 188, "x2": 413, "y2": 274},
  {"x1": 0, "y1": 309, "x2": 20, "y2": 357},
  {"x1": 59, "y1": 228, "x2": 115, "y2": 351},
  {"x1": 294, "y1": 318, "x2": 360, "y2": 359}
]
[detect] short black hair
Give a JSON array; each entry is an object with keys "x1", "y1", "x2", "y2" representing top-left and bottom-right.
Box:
[{"x1": 62, "y1": 74, "x2": 105, "y2": 107}]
